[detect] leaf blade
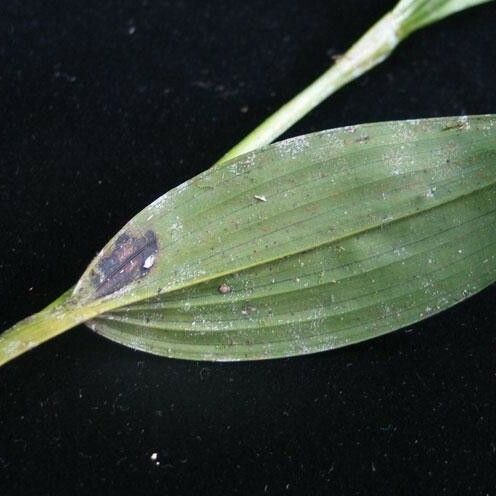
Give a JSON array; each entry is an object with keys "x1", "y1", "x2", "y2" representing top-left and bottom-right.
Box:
[
  {"x1": 76, "y1": 116, "x2": 496, "y2": 360},
  {"x1": 90, "y1": 183, "x2": 496, "y2": 360}
]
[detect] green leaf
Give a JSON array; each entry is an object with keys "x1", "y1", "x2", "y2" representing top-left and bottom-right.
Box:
[
  {"x1": 394, "y1": 0, "x2": 494, "y2": 37},
  {"x1": 1, "y1": 115, "x2": 495, "y2": 364}
]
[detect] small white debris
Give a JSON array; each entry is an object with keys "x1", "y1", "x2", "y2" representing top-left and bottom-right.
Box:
[
  {"x1": 218, "y1": 283, "x2": 232, "y2": 294},
  {"x1": 150, "y1": 453, "x2": 158, "y2": 461},
  {"x1": 241, "y1": 305, "x2": 256, "y2": 315},
  {"x1": 426, "y1": 186, "x2": 436, "y2": 198},
  {"x1": 254, "y1": 195, "x2": 267, "y2": 202},
  {"x1": 143, "y1": 254, "x2": 155, "y2": 269}
]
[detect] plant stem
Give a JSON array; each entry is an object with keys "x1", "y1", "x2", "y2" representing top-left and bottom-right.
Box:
[
  {"x1": 0, "y1": 305, "x2": 78, "y2": 367},
  {"x1": 0, "y1": 292, "x2": 118, "y2": 367},
  {"x1": 218, "y1": 11, "x2": 401, "y2": 163},
  {"x1": 217, "y1": 0, "x2": 493, "y2": 163}
]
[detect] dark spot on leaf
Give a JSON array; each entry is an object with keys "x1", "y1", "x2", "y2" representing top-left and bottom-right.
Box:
[{"x1": 92, "y1": 230, "x2": 158, "y2": 297}]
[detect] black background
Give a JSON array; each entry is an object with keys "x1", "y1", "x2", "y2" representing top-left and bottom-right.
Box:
[{"x1": 1, "y1": 1, "x2": 495, "y2": 494}]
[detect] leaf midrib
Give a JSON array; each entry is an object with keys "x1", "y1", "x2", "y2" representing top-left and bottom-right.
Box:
[
  {"x1": 113, "y1": 206, "x2": 496, "y2": 312},
  {"x1": 106, "y1": 179, "x2": 496, "y2": 314}
]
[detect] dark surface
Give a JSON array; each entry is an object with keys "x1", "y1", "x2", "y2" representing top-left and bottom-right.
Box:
[{"x1": 1, "y1": 1, "x2": 495, "y2": 494}]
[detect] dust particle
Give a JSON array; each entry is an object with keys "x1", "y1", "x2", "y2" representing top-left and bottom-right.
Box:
[
  {"x1": 218, "y1": 283, "x2": 232, "y2": 294},
  {"x1": 143, "y1": 254, "x2": 155, "y2": 269}
]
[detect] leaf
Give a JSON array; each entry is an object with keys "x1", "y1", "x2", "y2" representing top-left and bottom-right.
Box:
[
  {"x1": 394, "y1": 0, "x2": 495, "y2": 37},
  {"x1": 1, "y1": 116, "x2": 495, "y2": 364}
]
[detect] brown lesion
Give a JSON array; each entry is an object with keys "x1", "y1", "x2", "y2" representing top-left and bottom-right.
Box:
[{"x1": 91, "y1": 230, "x2": 158, "y2": 298}]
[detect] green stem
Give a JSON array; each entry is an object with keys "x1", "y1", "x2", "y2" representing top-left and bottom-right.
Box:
[
  {"x1": 217, "y1": 0, "x2": 493, "y2": 163},
  {"x1": 0, "y1": 291, "x2": 122, "y2": 367},
  {"x1": 0, "y1": 305, "x2": 77, "y2": 367},
  {"x1": 218, "y1": 11, "x2": 402, "y2": 163}
]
